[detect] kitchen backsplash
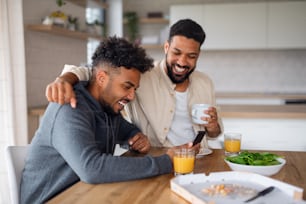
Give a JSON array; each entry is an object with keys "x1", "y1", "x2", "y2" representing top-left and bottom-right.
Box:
[{"x1": 147, "y1": 49, "x2": 306, "y2": 94}]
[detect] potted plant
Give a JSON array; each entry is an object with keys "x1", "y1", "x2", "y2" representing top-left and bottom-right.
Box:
[
  {"x1": 86, "y1": 20, "x2": 105, "y2": 36},
  {"x1": 56, "y1": 0, "x2": 66, "y2": 7},
  {"x1": 67, "y1": 15, "x2": 79, "y2": 31},
  {"x1": 48, "y1": 0, "x2": 67, "y2": 27},
  {"x1": 124, "y1": 12, "x2": 139, "y2": 43}
]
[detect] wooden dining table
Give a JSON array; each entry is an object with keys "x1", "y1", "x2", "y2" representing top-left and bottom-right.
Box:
[{"x1": 47, "y1": 148, "x2": 306, "y2": 204}]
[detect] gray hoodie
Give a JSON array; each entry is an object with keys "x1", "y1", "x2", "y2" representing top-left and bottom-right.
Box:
[{"x1": 20, "y1": 82, "x2": 172, "y2": 204}]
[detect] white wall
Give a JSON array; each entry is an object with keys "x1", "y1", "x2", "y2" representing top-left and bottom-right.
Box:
[
  {"x1": 24, "y1": 0, "x2": 87, "y2": 107},
  {"x1": 23, "y1": 0, "x2": 88, "y2": 139}
]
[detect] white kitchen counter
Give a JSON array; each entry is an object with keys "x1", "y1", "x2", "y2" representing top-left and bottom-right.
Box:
[{"x1": 209, "y1": 93, "x2": 306, "y2": 151}]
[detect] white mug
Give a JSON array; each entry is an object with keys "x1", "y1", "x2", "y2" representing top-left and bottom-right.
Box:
[{"x1": 191, "y1": 104, "x2": 211, "y2": 124}]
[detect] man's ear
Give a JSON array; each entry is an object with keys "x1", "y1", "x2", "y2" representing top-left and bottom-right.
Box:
[
  {"x1": 164, "y1": 41, "x2": 169, "y2": 54},
  {"x1": 96, "y1": 70, "x2": 107, "y2": 86}
]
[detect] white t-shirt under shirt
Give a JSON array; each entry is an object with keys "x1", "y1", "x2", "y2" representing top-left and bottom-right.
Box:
[{"x1": 167, "y1": 90, "x2": 196, "y2": 146}]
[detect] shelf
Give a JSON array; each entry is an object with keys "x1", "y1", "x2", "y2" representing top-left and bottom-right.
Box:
[
  {"x1": 27, "y1": 24, "x2": 104, "y2": 41},
  {"x1": 124, "y1": 18, "x2": 169, "y2": 25},
  {"x1": 139, "y1": 18, "x2": 169, "y2": 24},
  {"x1": 66, "y1": 0, "x2": 108, "y2": 9}
]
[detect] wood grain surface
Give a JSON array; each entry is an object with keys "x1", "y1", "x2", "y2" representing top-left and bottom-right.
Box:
[{"x1": 47, "y1": 148, "x2": 306, "y2": 204}]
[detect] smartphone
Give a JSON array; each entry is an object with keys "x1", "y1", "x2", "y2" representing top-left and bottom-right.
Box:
[{"x1": 192, "y1": 131, "x2": 206, "y2": 146}]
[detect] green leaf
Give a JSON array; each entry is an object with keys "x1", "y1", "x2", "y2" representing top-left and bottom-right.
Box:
[{"x1": 226, "y1": 151, "x2": 282, "y2": 166}]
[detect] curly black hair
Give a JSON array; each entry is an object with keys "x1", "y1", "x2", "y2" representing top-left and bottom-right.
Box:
[
  {"x1": 91, "y1": 36, "x2": 154, "y2": 73},
  {"x1": 169, "y1": 19, "x2": 206, "y2": 46}
]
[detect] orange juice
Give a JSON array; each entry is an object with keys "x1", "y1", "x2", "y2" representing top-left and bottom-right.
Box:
[
  {"x1": 224, "y1": 139, "x2": 241, "y2": 153},
  {"x1": 173, "y1": 156, "x2": 195, "y2": 174},
  {"x1": 224, "y1": 133, "x2": 242, "y2": 156}
]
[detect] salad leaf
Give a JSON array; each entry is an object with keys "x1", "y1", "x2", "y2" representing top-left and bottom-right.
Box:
[{"x1": 225, "y1": 151, "x2": 283, "y2": 166}]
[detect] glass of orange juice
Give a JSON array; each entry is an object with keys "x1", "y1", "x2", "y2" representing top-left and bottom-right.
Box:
[
  {"x1": 224, "y1": 133, "x2": 242, "y2": 156},
  {"x1": 173, "y1": 149, "x2": 195, "y2": 176}
]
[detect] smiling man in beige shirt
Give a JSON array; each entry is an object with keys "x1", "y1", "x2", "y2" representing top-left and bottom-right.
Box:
[{"x1": 46, "y1": 19, "x2": 223, "y2": 148}]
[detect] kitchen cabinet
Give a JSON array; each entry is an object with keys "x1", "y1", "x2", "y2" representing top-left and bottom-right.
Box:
[
  {"x1": 202, "y1": 3, "x2": 266, "y2": 49},
  {"x1": 170, "y1": 3, "x2": 266, "y2": 50},
  {"x1": 170, "y1": 1, "x2": 306, "y2": 50},
  {"x1": 267, "y1": 1, "x2": 306, "y2": 49},
  {"x1": 170, "y1": 4, "x2": 204, "y2": 26}
]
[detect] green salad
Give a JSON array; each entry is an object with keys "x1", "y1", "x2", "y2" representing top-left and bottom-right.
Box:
[{"x1": 225, "y1": 151, "x2": 283, "y2": 166}]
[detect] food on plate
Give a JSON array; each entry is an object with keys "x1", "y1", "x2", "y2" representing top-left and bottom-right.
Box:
[
  {"x1": 201, "y1": 183, "x2": 257, "y2": 198},
  {"x1": 225, "y1": 151, "x2": 283, "y2": 166}
]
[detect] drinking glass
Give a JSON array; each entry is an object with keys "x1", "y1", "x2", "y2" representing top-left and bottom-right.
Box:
[
  {"x1": 224, "y1": 133, "x2": 242, "y2": 156},
  {"x1": 173, "y1": 149, "x2": 195, "y2": 176}
]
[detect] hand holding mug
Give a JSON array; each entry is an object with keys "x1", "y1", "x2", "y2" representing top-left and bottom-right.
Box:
[
  {"x1": 192, "y1": 104, "x2": 219, "y2": 125},
  {"x1": 192, "y1": 104, "x2": 220, "y2": 138}
]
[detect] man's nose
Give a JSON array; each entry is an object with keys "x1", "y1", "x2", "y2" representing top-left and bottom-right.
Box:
[
  {"x1": 177, "y1": 55, "x2": 188, "y2": 66},
  {"x1": 127, "y1": 89, "x2": 135, "y2": 100}
]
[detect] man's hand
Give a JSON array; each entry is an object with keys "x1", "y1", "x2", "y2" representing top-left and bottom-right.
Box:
[
  {"x1": 128, "y1": 132, "x2": 151, "y2": 154},
  {"x1": 202, "y1": 106, "x2": 221, "y2": 138},
  {"x1": 45, "y1": 73, "x2": 79, "y2": 108}
]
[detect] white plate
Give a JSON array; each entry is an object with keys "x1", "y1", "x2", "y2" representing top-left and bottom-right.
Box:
[{"x1": 196, "y1": 148, "x2": 213, "y2": 157}]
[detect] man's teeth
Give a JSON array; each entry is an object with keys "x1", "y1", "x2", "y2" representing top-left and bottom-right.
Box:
[
  {"x1": 174, "y1": 66, "x2": 185, "y2": 73},
  {"x1": 118, "y1": 101, "x2": 126, "y2": 107}
]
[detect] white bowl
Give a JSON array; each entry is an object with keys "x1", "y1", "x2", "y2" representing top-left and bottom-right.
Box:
[{"x1": 224, "y1": 157, "x2": 286, "y2": 176}]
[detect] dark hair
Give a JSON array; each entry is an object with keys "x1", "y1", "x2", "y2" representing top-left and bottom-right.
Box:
[
  {"x1": 169, "y1": 19, "x2": 206, "y2": 46},
  {"x1": 91, "y1": 36, "x2": 154, "y2": 73}
]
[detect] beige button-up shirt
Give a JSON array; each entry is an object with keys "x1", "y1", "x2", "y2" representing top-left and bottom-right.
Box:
[
  {"x1": 62, "y1": 60, "x2": 223, "y2": 147},
  {"x1": 125, "y1": 60, "x2": 223, "y2": 147}
]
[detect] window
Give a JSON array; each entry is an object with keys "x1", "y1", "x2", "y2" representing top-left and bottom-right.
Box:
[{"x1": 86, "y1": 7, "x2": 105, "y2": 65}]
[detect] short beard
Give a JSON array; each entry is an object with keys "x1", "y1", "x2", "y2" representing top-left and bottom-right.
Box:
[
  {"x1": 165, "y1": 56, "x2": 195, "y2": 84},
  {"x1": 99, "y1": 98, "x2": 119, "y2": 116}
]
